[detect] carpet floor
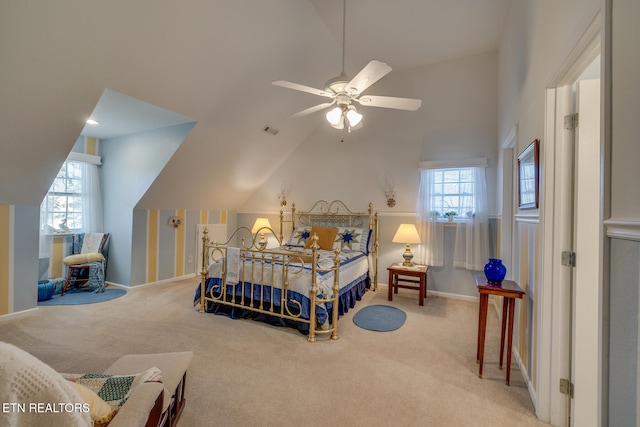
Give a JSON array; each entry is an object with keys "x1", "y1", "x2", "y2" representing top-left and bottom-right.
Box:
[{"x1": 0, "y1": 278, "x2": 550, "y2": 427}]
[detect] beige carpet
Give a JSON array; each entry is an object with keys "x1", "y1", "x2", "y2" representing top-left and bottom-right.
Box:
[{"x1": 0, "y1": 279, "x2": 550, "y2": 427}]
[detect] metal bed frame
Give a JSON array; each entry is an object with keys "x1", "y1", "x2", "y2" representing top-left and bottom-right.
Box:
[{"x1": 198, "y1": 200, "x2": 378, "y2": 342}]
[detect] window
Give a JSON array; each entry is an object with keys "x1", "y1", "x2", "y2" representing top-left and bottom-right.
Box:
[
  {"x1": 40, "y1": 153, "x2": 102, "y2": 234},
  {"x1": 41, "y1": 160, "x2": 84, "y2": 232},
  {"x1": 431, "y1": 168, "x2": 475, "y2": 220},
  {"x1": 416, "y1": 159, "x2": 489, "y2": 270}
]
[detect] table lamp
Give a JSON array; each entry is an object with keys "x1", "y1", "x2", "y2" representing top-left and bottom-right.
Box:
[
  {"x1": 392, "y1": 223, "x2": 421, "y2": 266},
  {"x1": 251, "y1": 218, "x2": 273, "y2": 249}
]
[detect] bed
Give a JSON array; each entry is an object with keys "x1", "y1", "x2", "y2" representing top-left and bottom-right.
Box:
[{"x1": 194, "y1": 200, "x2": 379, "y2": 342}]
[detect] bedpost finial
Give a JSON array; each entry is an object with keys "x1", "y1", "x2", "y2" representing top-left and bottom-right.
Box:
[{"x1": 311, "y1": 233, "x2": 319, "y2": 250}]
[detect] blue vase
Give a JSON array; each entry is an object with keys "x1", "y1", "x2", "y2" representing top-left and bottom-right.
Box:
[{"x1": 484, "y1": 258, "x2": 507, "y2": 285}]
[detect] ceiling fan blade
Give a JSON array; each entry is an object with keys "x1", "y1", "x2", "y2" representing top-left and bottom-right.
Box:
[
  {"x1": 272, "y1": 80, "x2": 334, "y2": 98},
  {"x1": 346, "y1": 60, "x2": 392, "y2": 95},
  {"x1": 289, "y1": 102, "x2": 335, "y2": 118},
  {"x1": 356, "y1": 95, "x2": 422, "y2": 111}
]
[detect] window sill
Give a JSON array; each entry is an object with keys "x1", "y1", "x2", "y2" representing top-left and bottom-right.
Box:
[
  {"x1": 44, "y1": 232, "x2": 73, "y2": 238},
  {"x1": 437, "y1": 220, "x2": 468, "y2": 225}
]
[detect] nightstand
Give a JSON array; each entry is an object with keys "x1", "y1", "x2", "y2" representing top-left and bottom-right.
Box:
[{"x1": 387, "y1": 263, "x2": 429, "y2": 306}]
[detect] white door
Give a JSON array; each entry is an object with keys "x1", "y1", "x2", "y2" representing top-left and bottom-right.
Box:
[{"x1": 571, "y1": 77, "x2": 602, "y2": 426}]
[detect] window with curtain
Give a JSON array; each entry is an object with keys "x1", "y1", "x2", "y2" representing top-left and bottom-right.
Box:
[
  {"x1": 431, "y1": 167, "x2": 476, "y2": 220},
  {"x1": 416, "y1": 159, "x2": 489, "y2": 270},
  {"x1": 39, "y1": 155, "x2": 103, "y2": 258},
  {"x1": 41, "y1": 160, "x2": 84, "y2": 232}
]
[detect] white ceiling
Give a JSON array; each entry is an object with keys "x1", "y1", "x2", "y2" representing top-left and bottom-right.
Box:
[
  {"x1": 0, "y1": 0, "x2": 511, "y2": 208},
  {"x1": 81, "y1": 0, "x2": 510, "y2": 141},
  {"x1": 311, "y1": 0, "x2": 510, "y2": 71}
]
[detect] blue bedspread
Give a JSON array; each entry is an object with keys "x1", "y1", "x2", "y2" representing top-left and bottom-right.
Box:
[{"x1": 193, "y1": 274, "x2": 369, "y2": 332}]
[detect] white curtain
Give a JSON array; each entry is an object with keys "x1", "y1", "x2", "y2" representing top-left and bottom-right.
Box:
[
  {"x1": 453, "y1": 167, "x2": 489, "y2": 270},
  {"x1": 80, "y1": 161, "x2": 103, "y2": 233},
  {"x1": 38, "y1": 203, "x2": 53, "y2": 259},
  {"x1": 416, "y1": 169, "x2": 444, "y2": 267},
  {"x1": 39, "y1": 160, "x2": 103, "y2": 258}
]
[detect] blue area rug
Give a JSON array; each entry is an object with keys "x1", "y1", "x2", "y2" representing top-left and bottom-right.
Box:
[
  {"x1": 353, "y1": 304, "x2": 407, "y2": 332},
  {"x1": 38, "y1": 288, "x2": 127, "y2": 306}
]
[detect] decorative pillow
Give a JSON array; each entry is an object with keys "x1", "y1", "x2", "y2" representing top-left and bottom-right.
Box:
[
  {"x1": 62, "y1": 367, "x2": 162, "y2": 410},
  {"x1": 63, "y1": 253, "x2": 105, "y2": 266},
  {"x1": 333, "y1": 227, "x2": 372, "y2": 254},
  {"x1": 68, "y1": 381, "x2": 116, "y2": 427},
  {"x1": 285, "y1": 226, "x2": 312, "y2": 247},
  {"x1": 304, "y1": 226, "x2": 339, "y2": 251}
]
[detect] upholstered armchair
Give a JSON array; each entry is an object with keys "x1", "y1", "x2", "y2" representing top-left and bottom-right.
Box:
[{"x1": 61, "y1": 233, "x2": 110, "y2": 295}]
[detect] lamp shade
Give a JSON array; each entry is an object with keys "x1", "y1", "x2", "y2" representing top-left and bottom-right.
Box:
[
  {"x1": 251, "y1": 218, "x2": 273, "y2": 234},
  {"x1": 392, "y1": 224, "x2": 421, "y2": 244}
]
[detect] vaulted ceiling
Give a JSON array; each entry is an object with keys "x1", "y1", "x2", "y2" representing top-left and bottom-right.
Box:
[{"x1": 0, "y1": 0, "x2": 510, "y2": 209}]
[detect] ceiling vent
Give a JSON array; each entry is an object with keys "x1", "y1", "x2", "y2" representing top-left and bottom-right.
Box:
[{"x1": 263, "y1": 125, "x2": 279, "y2": 136}]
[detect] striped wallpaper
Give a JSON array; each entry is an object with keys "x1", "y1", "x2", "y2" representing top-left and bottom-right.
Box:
[
  {"x1": 142, "y1": 208, "x2": 228, "y2": 285},
  {"x1": 38, "y1": 208, "x2": 231, "y2": 288},
  {"x1": 0, "y1": 205, "x2": 11, "y2": 315}
]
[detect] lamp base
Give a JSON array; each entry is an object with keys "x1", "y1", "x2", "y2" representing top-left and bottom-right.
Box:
[{"x1": 402, "y1": 244, "x2": 414, "y2": 266}]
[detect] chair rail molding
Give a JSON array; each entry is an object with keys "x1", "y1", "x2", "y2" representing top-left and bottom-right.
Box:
[
  {"x1": 605, "y1": 218, "x2": 640, "y2": 242},
  {"x1": 515, "y1": 212, "x2": 540, "y2": 224}
]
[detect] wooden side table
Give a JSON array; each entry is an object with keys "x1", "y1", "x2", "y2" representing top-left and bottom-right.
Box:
[
  {"x1": 475, "y1": 275, "x2": 525, "y2": 385},
  {"x1": 387, "y1": 263, "x2": 429, "y2": 306}
]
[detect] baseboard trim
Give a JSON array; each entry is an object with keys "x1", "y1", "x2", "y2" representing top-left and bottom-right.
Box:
[
  {"x1": 426, "y1": 289, "x2": 478, "y2": 302},
  {"x1": 378, "y1": 283, "x2": 478, "y2": 302},
  {"x1": 513, "y1": 343, "x2": 539, "y2": 413},
  {"x1": 111, "y1": 273, "x2": 197, "y2": 290},
  {"x1": 105, "y1": 281, "x2": 127, "y2": 289},
  {"x1": 0, "y1": 307, "x2": 39, "y2": 322}
]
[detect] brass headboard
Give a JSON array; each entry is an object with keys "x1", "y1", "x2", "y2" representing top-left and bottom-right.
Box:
[{"x1": 278, "y1": 200, "x2": 379, "y2": 290}]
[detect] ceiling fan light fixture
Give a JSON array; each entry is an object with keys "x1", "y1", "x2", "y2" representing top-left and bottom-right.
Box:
[
  {"x1": 326, "y1": 106, "x2": 343, "y2": 125},
  {"x1": 346, "y1": 106, "x2": 362, "y2": 127},
  {"x1": 272, "y1": 0, "x2": 421, "y2": 130},
  {"x1": 331, "y1": 114, "x2": 345, "y2": 130}
]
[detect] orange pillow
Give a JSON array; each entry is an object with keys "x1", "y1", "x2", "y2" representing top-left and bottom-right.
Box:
[{"x1": 304, "y1": 226, "x2": 338, "y2": 251}]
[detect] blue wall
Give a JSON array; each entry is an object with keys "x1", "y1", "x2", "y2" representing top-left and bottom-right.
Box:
[
  {"x1": 609, "y1": 239, "x2": 640, "y2": 425},
  {"x1": 13, "y1": 205, "x2": 40, "y2": 312},
  {"x1": 100, "y1": 122, "x2": 195, "y2": 286}
]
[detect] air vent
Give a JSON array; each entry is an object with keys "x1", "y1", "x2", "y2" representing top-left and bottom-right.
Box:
[{"x1": 263, "y1": 125, "x2": 278, "y2": 136}]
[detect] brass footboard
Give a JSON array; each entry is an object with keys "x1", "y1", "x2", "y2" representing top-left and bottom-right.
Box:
[{"x1": 199, "y1": 228, "x2": 341, "y2": 342}]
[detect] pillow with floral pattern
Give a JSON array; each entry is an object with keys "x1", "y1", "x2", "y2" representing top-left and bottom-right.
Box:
[{"x1": 285, "y1": 226, "x2": 312, "y2": 247}]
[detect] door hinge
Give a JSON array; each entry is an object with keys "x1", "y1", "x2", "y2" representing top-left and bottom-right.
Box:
[
  {"x1": 564, "y1": 113, "x2": 579, "y2": 130},
  {"x1": 560, "y1": 378, "x2": 574, "y2": 398},
  {"x1": 561, "y1": 251, "x2": 576, "y2": 267}
]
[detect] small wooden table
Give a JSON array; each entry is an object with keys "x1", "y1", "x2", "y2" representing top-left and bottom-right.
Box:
[
  {"x1": 387, "y1": 263, "x2": 429, "y2": 306},
  {"x1": 475, "y1": 275, "x2": 525, "y2": 385}
]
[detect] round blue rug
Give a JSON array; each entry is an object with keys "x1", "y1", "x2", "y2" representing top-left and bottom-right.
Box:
[
  {"x1": 38, "y1": 288, "x2": 127, "y2": 306},
  {"x1": 353, "y1": 304, "x2": 407, "y2": 332}
]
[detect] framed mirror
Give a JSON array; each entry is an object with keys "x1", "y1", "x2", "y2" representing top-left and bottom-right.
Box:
[{"x1": 517, "y1": 139, "x2": 539, "y2": 209}]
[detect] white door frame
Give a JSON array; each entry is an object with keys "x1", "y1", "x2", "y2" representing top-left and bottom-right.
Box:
[
  {"x1": 500, "y1": 125, "x2": 516, "y2": 277},
  {"x1": 538, "y1": 10, "x2": 604, "y2": 426},
  {"x1": 573, "y1": 76, "x2": 603, "y2": 427}
]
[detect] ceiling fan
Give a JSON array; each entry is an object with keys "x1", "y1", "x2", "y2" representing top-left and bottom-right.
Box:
[{"x1": 272, "y1": 0, "x2": 422, "y2": 131}]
